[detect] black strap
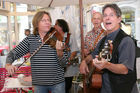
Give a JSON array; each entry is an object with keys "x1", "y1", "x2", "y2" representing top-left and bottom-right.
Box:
[{"x1": 111, "y1": 30, "x2": 128, "y2": 62}]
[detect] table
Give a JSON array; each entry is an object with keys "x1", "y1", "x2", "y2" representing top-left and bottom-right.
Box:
[{"x1": 4, "y1": 78, "x2": 32, "y2": 93}]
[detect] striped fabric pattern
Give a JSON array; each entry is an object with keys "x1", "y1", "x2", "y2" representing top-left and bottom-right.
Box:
[{"x1": 6, "y1": 34, "x2": 68, "y2": 85}]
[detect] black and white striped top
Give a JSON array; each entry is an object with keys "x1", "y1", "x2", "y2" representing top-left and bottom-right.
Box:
[{"x1": 6, "y1": 34, "x2": 68, "y2": 86}]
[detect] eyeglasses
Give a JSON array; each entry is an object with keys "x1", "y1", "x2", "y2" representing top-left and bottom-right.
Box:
[
  {"x1": 103, "y1": 14, "x2": 116, "y2": 18},
  {"x1": 40, "y1": 19, "x2": 50, "y2": 23}
]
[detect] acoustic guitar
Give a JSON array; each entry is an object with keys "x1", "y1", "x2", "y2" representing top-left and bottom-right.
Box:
[{"x1": 85, "y1": 40, "x2": 113, "y2": 93}]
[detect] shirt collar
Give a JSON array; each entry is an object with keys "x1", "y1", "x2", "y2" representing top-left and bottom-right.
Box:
[{"x1": 106, "y1": 28, "x2": 120, "y2": 41}]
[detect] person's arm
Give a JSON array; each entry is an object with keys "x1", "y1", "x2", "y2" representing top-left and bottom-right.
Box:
[
  {"x1": 80, "y1": 38, "x2": 101, "y2": 75},
  {"x1": 69, "y1": 35, "x2": 79, "y2": 60},
  {"x1": 5, "y1": 37, "x2": 30, "y2": 75},
  {"x1": 80, "y1": 54, "x2": 93, "y2": 75},
  {"x1": 84, "y1": 54, "x2": 93, "y2": 64},
  {"x1": 105, "y1": 62, "x2": 128, "y2": 74},
  {"x1": 5, "y1": 63, "x2": 17, "y2": 76},
  {"x1": 84, "y1": 49, "x2": 90, "y2": 57},
  {"x1": 93, "y1": 58, "x2": 128, "y2": 74},
  {"x1": 69, "y1": 51, "x2": 77, "y2": 60},
  {"x1": 56, "y1": 40, "x2": 70, "y2": 67},
  {"x1": 93, "y1": 37, "x2": 135, "y2": 75},
  {"x1": 56, "y1": 50, "x2": 63, "y2": 58}
]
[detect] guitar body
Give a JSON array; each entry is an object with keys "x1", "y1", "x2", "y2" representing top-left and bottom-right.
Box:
[
  {"x1": 87, "y1": 86, "x2": 100, "y2": 93},
  {"x1": 91, "y1": 71, "x2": 102, "y2": 89},
  {"x1": 83, "y1": 39, "x2": 113, "y2": 93},
  {"x1": 85, "y1": 63, "x2": 102, "y2": 93}
]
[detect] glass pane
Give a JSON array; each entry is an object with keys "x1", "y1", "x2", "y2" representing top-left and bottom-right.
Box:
[
  {"x1": 16, "y1": 3, "x2": 27, "y2": 12},
  {"x1": 121, "y1": 7, "x2": 135, "y2": 38},
  {"x1": 0, "y1": 15, "x2": 8, "y2": 56},
  {"x1": 11, "y1": 16, "x2": 16, "y2": 49},
  {"x1": 17, "y1": 16, "x2": 32, "y2": 41}
]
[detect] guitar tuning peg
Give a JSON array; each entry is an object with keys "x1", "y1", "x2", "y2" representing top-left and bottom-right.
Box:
[
  {"x1": 104, "y1": 51, "x2": 109, "y2": 54},
  {"x1": 102, "y1": 49, "x2": 105, "y2": 52},
  {"x1": 108, "y1": 40, "x2": 113, "y2": 44},
  {"x1": 104, "y1": 43, "x2": 108, "y2": 46},
  {"x1": 104, "y1": 45, "x2": 109, "y2": 48}
]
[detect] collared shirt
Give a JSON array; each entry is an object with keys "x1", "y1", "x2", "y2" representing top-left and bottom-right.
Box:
[
  {"x1": 6, "y1": 34, "x2": 68, "y2": 86},
  {"x1": 91, "y1": 28, "x2": 136, "y2": 93},
  {"x1": 84, "y1": 28, "x2": 105, "y2": 51}
]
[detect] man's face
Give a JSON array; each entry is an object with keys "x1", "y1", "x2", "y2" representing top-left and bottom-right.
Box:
[
  {"x1": 25, "y1": 31, "x2": 30, "y2": 36},
  {"x1": 103, "y1": 7, "x2": 121, "y2": 32},
  {"x1": 92, "y1": 13, "x2": 102, "y2": 28}
]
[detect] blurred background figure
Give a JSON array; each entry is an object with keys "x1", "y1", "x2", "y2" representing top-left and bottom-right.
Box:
[
  {"x1": 24, "y1": 29, "x2": 31, "y2": 64},
  {"x1": 54, "y1": 19, "x2": 79, "y2": 93},
  {"x1": 24, "y1": 29, "x2": 31, "y2": 36}
]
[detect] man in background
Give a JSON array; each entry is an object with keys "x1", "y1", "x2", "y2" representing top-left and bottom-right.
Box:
[
  {"x1": 84, "y1": 12, "x2": 106, "y2": 56},
  {"x1": 24, "y1": 29, "x2": 31, "y2": 36}
]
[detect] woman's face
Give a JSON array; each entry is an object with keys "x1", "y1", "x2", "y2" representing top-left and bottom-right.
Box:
[{"x1": 38, "y1": 14, "x2": 51, "y2": 33}]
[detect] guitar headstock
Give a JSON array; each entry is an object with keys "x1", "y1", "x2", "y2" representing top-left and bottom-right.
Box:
[{"x1": 98, "y1": 40, "x2": 113, "y2": 61}]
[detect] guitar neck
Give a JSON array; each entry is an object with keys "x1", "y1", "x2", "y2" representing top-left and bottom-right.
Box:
[
  {"x1": 85, "y1": 64, "x2": 96, "y2": 85},
  {"x1": 98, "y1": 52, "x2": 102, "y2": 61},
  {"x1": 88, "y1": 66, "x2": 96, "y2": 79}
]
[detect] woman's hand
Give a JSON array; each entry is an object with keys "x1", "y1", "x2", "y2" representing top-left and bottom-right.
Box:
[
  {"x1": 56, "y1": 40, "x2": 64, "y2": 50},
  {"x1": 56, "y1": 40, "x2": 64, "y2": 57}
]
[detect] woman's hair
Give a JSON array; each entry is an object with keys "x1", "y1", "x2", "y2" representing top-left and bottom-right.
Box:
[
  {"x1": 32, "y1": 11, "x2": 52, "y2": 35},
  {"x1": 56, "y1": 19, "x2": 69, "y2": 33},
  {"x1": 102, "y1": 4, "x2": 122, "y2": 17}
]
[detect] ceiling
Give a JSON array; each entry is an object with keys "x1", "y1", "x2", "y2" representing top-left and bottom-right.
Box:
[{"x1": 4, "y1": 0, "x2": 131, "y2": 7}]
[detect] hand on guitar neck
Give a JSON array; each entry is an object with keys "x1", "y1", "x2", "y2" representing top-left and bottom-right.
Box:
[
  {"x1": 93, "y1": 40, "x2": 113, "y2": 70},
  {"x1": 85, "y1": 40, "x2": 113, "y2": 89}
]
